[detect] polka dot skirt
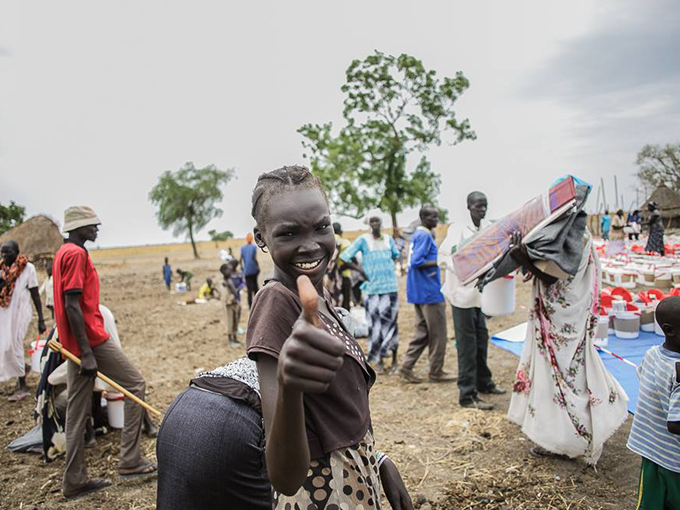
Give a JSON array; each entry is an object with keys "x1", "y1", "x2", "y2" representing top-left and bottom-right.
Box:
[
  {"x1": 318, "y1": 313, "x2": 367, "y2": 371},
  {"x1": 273, "y1": 430, "x2": 382, "y2": 510}
]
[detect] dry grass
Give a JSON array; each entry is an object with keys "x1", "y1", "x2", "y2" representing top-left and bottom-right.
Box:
[{"x1": 0, "y1": 239, "x2": 640, "y2": 509}]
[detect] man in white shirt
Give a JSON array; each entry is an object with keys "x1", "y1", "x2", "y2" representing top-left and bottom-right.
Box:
[{"x1": 439, "y1": 192, "x2": 505, "y2": 410}]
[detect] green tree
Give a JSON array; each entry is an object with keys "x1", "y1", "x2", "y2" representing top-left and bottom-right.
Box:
[
  {"x1": 636, "y1": 142, "x2": 680, "y2": 195},
  {"x1": 208, "y1": 229, "x2": 234, "y2": 242},
  {"x1": 0, "y1": 201, "x2": 26, "y2": 235},
  {"x1": 299, "y1": 51, "x2": 475, "y2": 229},
  {"x1": 149, "y1": 162, "x2": 235, "y2": 259}
]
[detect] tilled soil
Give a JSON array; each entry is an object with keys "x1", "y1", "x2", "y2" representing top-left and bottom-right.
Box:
[{"x1": 0, "y1": 247, "x2": 640, "y2": 509}]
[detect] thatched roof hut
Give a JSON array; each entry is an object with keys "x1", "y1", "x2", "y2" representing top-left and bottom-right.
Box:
[
  {"x1": 0, "y1": 215, "x2": 63, "y2": 267},
  {"x1": 644, "y1": 184, "x2": 680, "y2": 228}
]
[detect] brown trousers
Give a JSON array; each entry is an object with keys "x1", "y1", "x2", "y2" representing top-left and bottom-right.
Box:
[
  {"x1": 400, "y1": 302, "x2": 448, "y2": 376},
  {"x1": 224, "y1": 302, "x2": 240, "y2": 342},
  {"x1": 63, "y1": 339, "x2": 146, "y2": 491}
]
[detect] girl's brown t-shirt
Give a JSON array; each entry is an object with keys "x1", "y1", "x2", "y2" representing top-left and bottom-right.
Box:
[{"x1": 246, "y1": 281, "x2": 375, "y2": 460}]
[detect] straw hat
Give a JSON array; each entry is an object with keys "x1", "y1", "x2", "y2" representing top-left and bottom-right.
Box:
[{"x1": 63, "y1": 206, "x2": 101, "y2": 233}]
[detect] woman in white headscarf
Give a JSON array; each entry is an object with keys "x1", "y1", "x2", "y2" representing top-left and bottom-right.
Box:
[{"x1": 506, "y1": 195, "x2": 628, "y2": 464}]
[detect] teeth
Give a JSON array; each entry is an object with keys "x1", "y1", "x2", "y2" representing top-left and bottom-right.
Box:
[{"x1": 294, "y1": 260, "x2": 321, "y2": 270}]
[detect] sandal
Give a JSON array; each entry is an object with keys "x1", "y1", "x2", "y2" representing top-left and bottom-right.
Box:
[
  {"x1": 529, "y1": 446, "x2": 571, "y2": 460},
  {"x1": 118, "y1": 459, "x2": 157, "y2": 479},
  {"x1": 64, "y1": 478, "x2": 112, "y2": 499},
  {"x1": 8, "y1": 388, "x2": 29, "y2": 402}
]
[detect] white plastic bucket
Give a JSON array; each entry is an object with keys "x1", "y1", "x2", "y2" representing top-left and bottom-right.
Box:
[
  {"x1": 655, "y1": 316, "x2": 665, "y2": 337},
  {"x1": 612, "y1": 300, "x2": 628, "y2": 313},
  {"x1": 29, "y1": 339, "x2": 46, "y2": 373},
  {"x1": 594, "y1": 316, "x2": 609, "y2": 347},
  {"x1": 614, "y1": 312, "x2": 640, "y2": 339},
  {"x1": 105, "y1": 392, "x2": 125, "y2": 429},
  {"x1": 641, "y1": 269, "x2": 655, "y2": 286},
  {"x1": 655, "y1": 271, "x2": 672, "y2": 289},
  {"x1": 175, "y1": 282, "x2": 187, "y2": 293},
  {"x1": 672, "y1": 270, "x2": 680, "y2": 284},
  {"x1": 640, "y1": 308, "x2": 656, "y2": 332},
  {"x1": 481, "y1": 276, "x2": 516, "y2": 317}
]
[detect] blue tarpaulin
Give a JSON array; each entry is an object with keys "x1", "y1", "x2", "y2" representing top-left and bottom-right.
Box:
[{"x1": 491, "y1": 326, "x2": 664, "y2": 414}]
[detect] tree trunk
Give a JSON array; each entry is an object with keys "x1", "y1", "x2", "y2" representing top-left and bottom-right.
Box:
[
  {"x1": 188, "y1": 220, "x2": 200, "y2": 259},
  {"x1": 390, "y1": 209, "x2": 399, "y2": 232}
]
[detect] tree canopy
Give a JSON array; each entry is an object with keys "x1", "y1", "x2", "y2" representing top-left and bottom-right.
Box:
[
  {"x1": 636, "y1": 142, "x2": 680, "y2": 196},
  {"x1": 0, "y1": 201, "x2": 26, "y2": 236},
  {"x1": 149, "y1": 162, "x2": 234, "y2": 259},
  {"x1": 299, "y1": 51, "x2": 475, "y2": 228},
  {"x1": 208, "y1": 229, "x2": 234, "y2": 242}
]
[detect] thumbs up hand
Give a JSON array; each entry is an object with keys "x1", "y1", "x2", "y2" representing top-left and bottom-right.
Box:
[{"x1": 277, "y1": 276, "x2": 346, "y2": 394}]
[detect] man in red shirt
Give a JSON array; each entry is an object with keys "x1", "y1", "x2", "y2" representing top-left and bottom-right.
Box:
[{"x1": 53, "y1": 206, "x2": 156, "y2": 498}]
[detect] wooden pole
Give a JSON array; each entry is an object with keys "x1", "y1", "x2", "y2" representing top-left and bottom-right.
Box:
[
  {"x1": 614, "y1": 175, "x2": 620, "y2": 209},
  {"x1": 48, "y1": 340, "x2": 162, "y2": 416}
]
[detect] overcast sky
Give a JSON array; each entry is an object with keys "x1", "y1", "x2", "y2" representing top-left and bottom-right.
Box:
[{"x1": 1, "y1": 1, "x2": 678, "y2": 248}]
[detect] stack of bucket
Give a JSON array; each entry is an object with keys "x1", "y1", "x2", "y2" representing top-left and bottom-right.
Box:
[{"x1": 599, "y1": 286, "x2": 677, "y2": 341}]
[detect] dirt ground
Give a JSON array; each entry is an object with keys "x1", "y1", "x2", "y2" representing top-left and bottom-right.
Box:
[{"x1": 0, "y1": 243, "x2": 641, "y2": 509}]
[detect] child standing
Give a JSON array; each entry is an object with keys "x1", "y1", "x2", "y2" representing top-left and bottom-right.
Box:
[
  {"x1": 162, "y1": 258, "x2": 172, "y2": 291},
  {"x1": 246, "y1": 165, "x2": 412, "y2": 509},
  {"x1": 627, "y1": 296, "x2": 680, "y2": 508},
  {"x1": 220, "y1": 262, "x2": 243, "y2": 346}
]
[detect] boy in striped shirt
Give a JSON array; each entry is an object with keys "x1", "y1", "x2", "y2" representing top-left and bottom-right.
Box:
[{"x1": 627, "y1": 296, "x2": 680, "y2": 509}]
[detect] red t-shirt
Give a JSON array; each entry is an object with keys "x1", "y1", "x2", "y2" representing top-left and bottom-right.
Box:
[{"x1": 53, "y1": 241, "x2": 109, "y2": 356}]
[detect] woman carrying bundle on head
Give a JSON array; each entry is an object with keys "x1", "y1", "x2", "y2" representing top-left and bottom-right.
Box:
[{"x1": 505, "y1": 176, "x2": 629, "y2": 463}]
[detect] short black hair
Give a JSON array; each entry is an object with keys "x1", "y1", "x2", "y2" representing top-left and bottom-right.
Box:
[
  {"x1": 1, "y1": 240, "x2": 19, "y2": 253},
  {"x1": 467, "y1": 191, "x2": 486, "y2": 206},
  {"x1": 656, "y1": 296, "x2": 680, "y2": 329},
  {"x1": 419, "y1": 204, "x2": 437, "y2": 220},
  {"x1": 219, "y1": 263, "x2": 230, "y2": 273},
  {"x1": 251, "y1": 165, "x2": 327, "y2": 228},
  {"x1": 228, "y1": 258, "x2": 239, "y2": 269}
]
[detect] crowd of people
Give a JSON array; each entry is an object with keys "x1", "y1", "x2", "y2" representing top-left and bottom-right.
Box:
[
  {"x1": 600, "y1": 202, "x2": 666, "y2": 255},
  {"x1": 1, "y1": 167, "x2": 679, "y2": 508}
]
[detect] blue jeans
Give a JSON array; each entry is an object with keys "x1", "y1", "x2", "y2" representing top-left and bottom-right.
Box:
[{"x1": 156, "y1": 387, "x2": 271, "y2": 510}]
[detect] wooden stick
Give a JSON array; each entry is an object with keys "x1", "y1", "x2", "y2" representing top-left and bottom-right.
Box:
[{"x1": 48, "y1": 340, "x2": 162, "y2": 416}]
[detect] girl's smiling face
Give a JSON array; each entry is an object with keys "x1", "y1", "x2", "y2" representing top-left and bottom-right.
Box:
[{"x1": 255, "y1": 187, "x2": 335, "y2": 291}]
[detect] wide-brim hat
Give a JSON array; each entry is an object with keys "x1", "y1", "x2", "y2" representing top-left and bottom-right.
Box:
[{"x1": 63, "y1": 206, "x2": 102, "y2": 233}]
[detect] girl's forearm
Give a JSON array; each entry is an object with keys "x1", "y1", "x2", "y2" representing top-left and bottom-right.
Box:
[{"x1": 266, "y1": 385, "x2": 311, "y2": 495}]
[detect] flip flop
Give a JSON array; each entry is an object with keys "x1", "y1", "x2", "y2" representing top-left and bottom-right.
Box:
[
  {"x1": 119, "y1": 460, "x2": 157, "y2": 479},
  {"x1": 529, "y1": 446, "x2": 571, "y2": 460},
  {"x1": 8, "y1": 390, "x2": 29, "y2": 402},
  {"x1": 64, "y1": 478, "x2": 112, "y2": 499}
]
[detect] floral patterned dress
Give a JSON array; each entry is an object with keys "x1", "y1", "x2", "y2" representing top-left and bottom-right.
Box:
[{"x1": 507, "y1": 233, "x2": 629, "y2": 464}]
